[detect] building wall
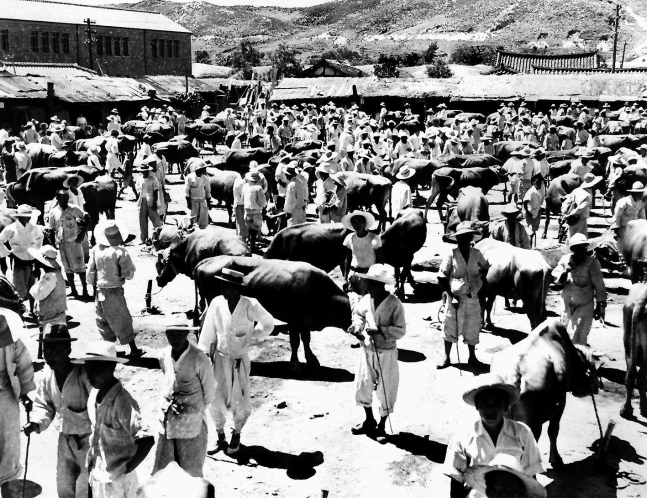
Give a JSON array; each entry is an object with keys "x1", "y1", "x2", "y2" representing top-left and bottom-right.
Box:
[{"x1": 0, "y1": 19, "x2": 191, "y2": 77}]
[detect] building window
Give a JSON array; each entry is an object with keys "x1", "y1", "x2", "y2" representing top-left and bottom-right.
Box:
[
  {"x1": 167, "y1": 40, "x2": 172, "y2": 59},
  {"x1": 0, "y1": 30, "x2": 8, "y2": 51},
  {"x1": 105, "y1": 35, "x2": 112, "y2": 55},
  {"x1": 41, "y1": 32, "x2": 49, "y2": 53},
  {"x1": 123, "y1": 37, "x2": 129, "y2": 56},
  {"x1": 30, "y1": 31, "x2": 38, "y2": 52},
  {"x1": 151, "y1": 39, "x2": 157, "y2": 58},
  {"x1": 173, "y1": 40, "x2": 179, "y2": 58},
  {"x1": 114, "y1": 37, "x2": 120, "y2": 56},
  {"x1": 96, "y1": 35, "x2": 103, "y2": 56},
  {"x1": 52, "y1": 33, "x2": 60, "y2": 53},
  {"x1": 158, "y1": 39, "x2": 164, "y2": 58},
  {"x1": 62, "y1": 33, "x2": 70, "y2": 54}
]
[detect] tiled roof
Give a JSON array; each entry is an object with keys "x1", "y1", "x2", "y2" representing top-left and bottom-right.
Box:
[
  {"x1": 2, "y1": 0, "x2": 190, "y2": 33},
  {"x1": 532, "y1": 65, "x2": 647, "y2": 75},
  {"x1": 0, "y1": 62, "x2": 97, "y2": 77},
  {"x1": 496, "y1": 50, "x2": 600, "y2": 74}
]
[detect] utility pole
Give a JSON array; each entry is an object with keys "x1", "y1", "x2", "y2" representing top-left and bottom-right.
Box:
[
  {"x1": 84, "y1": 18, "x2": 96, "y2": 71},
  {"x1": 621, "y1": 41, "x2": 627, "y2": 68},
  {"x1": 612, "y1": 3, "x2": 620, "y2": 72}
]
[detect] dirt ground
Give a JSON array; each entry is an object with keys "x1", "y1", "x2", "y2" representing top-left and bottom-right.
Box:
[{"x1": 13, "y1": 161, "x2": 647, "y2": 498}]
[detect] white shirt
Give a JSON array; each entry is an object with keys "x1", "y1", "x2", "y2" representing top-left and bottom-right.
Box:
[{"x1": 392, "y1": 181, "x2": 412, "y2": 218}]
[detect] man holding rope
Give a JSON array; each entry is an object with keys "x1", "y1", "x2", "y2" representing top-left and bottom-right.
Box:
[{"x1": 347, "y1": 264, "x2": 406, "y2": 443}]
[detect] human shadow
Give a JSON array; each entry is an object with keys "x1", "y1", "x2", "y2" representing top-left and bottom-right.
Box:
[
  {"x1": 546, "y1": 454, "x2": 617, "y2": 498},
  {"x1": 386, "y1": 432, "x2": 447, "y2": 463},
  {"x1": 483, "y1": 325, "x2": 527, "y2": 345},
  {"x1": 210, "y1": 446, "x2": 324, "y2": 480},
  {"x1": 599, "y1": 366, "x2": 627, "y2": 386},
  {"x1": 606, "y1": 286, "x2": 629, "y2": 296},
  {"x1": 5, "y1": 479, "x2": 41, "y2": 498},
  {"x1": 250, "y1": 361, "x2": 354, "y2": 382},
  {"x1": 407, "y1": 282, "x2": 443, "y2": 304},
  {"x1": 398, "y1": 349, "x2": 427, "y2": 363}
]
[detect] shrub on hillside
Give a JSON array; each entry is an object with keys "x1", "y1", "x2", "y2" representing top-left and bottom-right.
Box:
[
  {"x1": 231, "y1": 41, "x2": 263, "y2": 79},
  {"x1": 271, "y1": 43, "x2": 303, "y2": 78},
  {"x1": 194, "y1": 50, "x2": 211, "y2": 64},
  {"x1": 426, "y1": 59, "x2": 453, "y2": 78},
  {"x1": 423, "y1": 42, "x2": 439, "y2": 64},
  {"x1": 450, "y1": 45, "x2": 499, "y2": 65},
  {"x1": 374, "y1": 54, "x2": 400, "y2": 78}
]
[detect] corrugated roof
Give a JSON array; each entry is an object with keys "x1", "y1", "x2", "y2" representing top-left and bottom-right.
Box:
[
  {"x1": 4, "y1": 0, "x2": 190, "y2": 33},
  {"x1": 136, "y1": 76, "x2": 225, "y2": 98},
  {"x1": 192, "y1": 63, "x2": 232, "y2": 79},
  {"x1": 271, "y1": 77, "x2": 370, "y2": 101},
  {"x1": 198, "y1": 77, "x2": 258, "y2": 88},
  {"x1": 496, "y1": 50, "x2": 600, "y2": 74},
  {"x1": 0, "y1": 62, "x2": 97, "y2": 77}
]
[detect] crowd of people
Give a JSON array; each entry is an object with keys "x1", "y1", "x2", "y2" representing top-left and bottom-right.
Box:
[{"x1": 0, "y1": 95, "x2": 645, "y2": 498}]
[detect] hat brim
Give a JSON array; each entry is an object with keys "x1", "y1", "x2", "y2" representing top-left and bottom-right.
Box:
[
  {"x1": 396, "y1": 170, "x2": 416, "y2": 180},
  {"x1": 37, "y1": 336, "x2": 77, "y2": 343},
  {"x1": 15, "y1": 208, "x2": 41, "y2": 219},
  {"x1": 581, "y1": 177, "x2": 603, "y2": 188},
  {"x1": 166, "y1": 325, "x2": 201, "y2": 332},
  {"x1": 356, "y1": 273, "x2": 396, "y2": 286},
  {"x1": 72, "y1": 355, "x2": 128, "y2": 364},
  {"x1": 463, "y1": 383, "x2": 520, "y2": 406},
  {"x1": 214, "y1": 275, "x2": 245, "y2": 286},
  {"x1": 465, "y1": 464, "x2": 546, "y2": 498},
  {"x1": 341, "y1": 211, "x2": 377, "y2": 231},
  {"x1": 94, "y1": 222, "x2": 130, "y2": 247},
  {"x1": 62, "y1": 175, "x2": 85, "y2": 189}
]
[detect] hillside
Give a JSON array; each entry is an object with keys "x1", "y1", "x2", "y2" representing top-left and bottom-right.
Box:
[{"x1": 117, "y1": 0, "x2": 647, "y2": 66}]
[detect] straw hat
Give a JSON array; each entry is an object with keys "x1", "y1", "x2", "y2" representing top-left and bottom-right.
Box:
[
  {"x1": 215, "y1": 268, "x2": 245, "y2": 286},
  {"x1": 63, "y1": 174, "x2": 84, "y2": 189},
  {"x1": 245, "y1": 167, "x2": 262, "y2": 184},
  {"x1": 398, "y1": 130, "x2": 408, "y2": 138},
  {"x1": 356, "y1": 264, "x2": 396, "y2": 286},
  {"x1": 464, "y1": 454, "x2": 547, "y2": 498},
  {"x1": 462, "y1": 373, "x2": 520, "y2": 406},
  {"x1": 316, "y1": 163, "x2": 337, "y2": 175},
  {"x1": 396, "y1": 167, "x2": 415, "y2": 180},
  {"x1": 165, "y1": 313, "x2": 200, "y2": 332},
  {"x1": 28, "y1": 245, "x2": 60, "y2": 270},
  {"x1": 628, "y1": 181, "x2": 647, "y2": 193},
  {"x1": 95, "y1": 220, "x2": 129, "y2": 247},
  {"x1": 569, "y1": 233, "x2": 589, "y2": 250},
  {"x1": 501, "y1": 203, "x2": 522, "y2": 216},
  {"x1": 37, "y1": 323, "x2": 76, "y2": 343},
  {"x1": 453, "y1": 221, "x2": 480, "y2": 237},
  {"x1": 580, "y1": 173, "x2": 603, "y2": 189},
  {"x1": 341, "y1": 210, "x2": 376, "y2": 231},
  {"x1": 15, "y1": 204, "x2": 40, "y2": 219},
  {"x1": 72, "y1": 341, "x2": 128, "y2": 364}
]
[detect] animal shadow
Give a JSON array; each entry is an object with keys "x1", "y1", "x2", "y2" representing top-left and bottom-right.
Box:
[
  {"x1": 483, "y1": 325, "x2": 527, "y2": 345},
  {"x1": 398, "y1": 348, "x2": 426, "y2": 363},
  {"x1": 221, "y1": 446, "x2": 324, "y2": 480},
  {"x1": 407, "y1": 282, "x2": 443, "y2": 303},
  {"x1": 250, "y1": 361, "x2": 354, "y2": 383},
  {"x1": 386, "y1": 432, "x2": 447, "y2": 463},
  {"x1": 598, "y1": 366, "x2": 627, "y2": 386},
  {"x1": 4, "y1": 479, "x2": 41, "y2": 498}
]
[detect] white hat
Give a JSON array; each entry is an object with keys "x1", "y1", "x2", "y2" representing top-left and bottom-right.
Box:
[
  {"x1": 28, "y1": 245, "x2": 60, "y2": 270},
  {"x1": 465, "y1": 454, "x2": 547, "y2": 498},
  {"x1": 569, "y1": 233, "x2": 589, "y2": 249},
  {"x1": 462, "y1": 373, "x2": 520, "y2": 406},
  {"x1": 357, "y1": 264, "x2": 396, "y2": 286},
  {"x1": 95, "y1": 220, "x2": 129, "y2": 247},
  {"x1": 72, "y1": 341, "x2": 128, "y2": 364},
  {"x1": 580, "y1": 173, "x2": 603, "y2": 189},
  {"x1": 341, "y1": 210, "x2": 377, "y2": 231},
  {"x1": 396, "y1": 166, "x2": 415, "y2": 180},
  {"x1": 165, "y1": 313, "x2": 200, "y2": 332},
  {"x1": 15, "y1": 204, "x2": 40, "y2": 219},
  {"x1": 628, "y1": 181, "x2": 647, "y2": 193}
]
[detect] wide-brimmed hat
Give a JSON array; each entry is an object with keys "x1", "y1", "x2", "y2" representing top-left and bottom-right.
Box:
[
  {"x1": 38, "y1": 323, "x2": 76, "y2": 343},
  {"x1": 63, "y1": 174, "x2": 84, "y2": 189},
  {"x1": 72, "y1": 341, "x2": 128, "y2": 364},
  {"x1": 342, "y1": 210, "x2": 377, "y2": 231},
  {"x1": 398, "y1": 130, "x2": 408, "y2": 138},
  {"x1": 581, "y1": 173, "x2": 603, "y2": 188},
  {"x1": 245, "y1": 167, "x2": 262, "y2": 184},
  {"x1": 318, "y1": 151, "x2": 339, "y2": 163},
  {"x1": 331, "y1": 175, "x2": 346, "y2": 188},
  {"x1": 190, "y1": 159, "x2": 208, "y2": 172},
  {"x1": 28, "y1": 245, "x2": 60, "y2": 270},
  {"x1": 396, "y1": 167, "x2": 415, "y2": 180},
  {"x1": 165, "y1": 313, "x2": 200, "y2": 332},
  {"x1": 501, "y1": 203, "x2": 521, "y2": 216},
  {"x1": 465, "y1": 454, "x2": 547, "y2": 498},
  {"x1": 357, "y1": 264, "x2": 396, "y2": 286},
  {"x1": 316, "y1": 163, "x2": 337, "y2": 175},
  {"x1": 628, "y1": 181, "x2": 647, "y2": 193},
  {"x1": 569, "y1": 233, "x2": 589, "y2": 249},
  {"x1": 216, "y1": 268, "x2": 245, "y2": 286},
  {"x1": 454, "y1": 221, "x2": 480, "y2": 237},
  {"x1": 438, "y1": 103, "x2": 447, "y2": 108},
  {"x1": 95, "y1": 220, "x2": 129, "y2": 247},
  {"x1": 463, "y1": 373, "x2": 520, "y2": 406},
  {"x1": 15, "y1": 204, "x2": 40, "y2": 219}
]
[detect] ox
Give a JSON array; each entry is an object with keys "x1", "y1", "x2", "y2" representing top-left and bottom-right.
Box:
[
  {"x1": 491, "y1": 319, "x2": 602, "y2": 468},
  {"x1": 424, "y1": 166, "x2": 506, "y2": 222},
  {"x1": 617, "y1": 219, "x2": 647, "y2": 283},
  {"x1": 218, "y1": 148, "x2": 273, "y2": 174},
  {"x1": 443, "y1": 186, "x2": 489, "y2": 237},
  {"x1": 194, "y1": 256, "x2": 351, "y2": 370},
  {"x1": 154, "y1": 141, "x2": 200, "y2": 176},
  {"x1": 284, "y1": 141, "x2": 322, "y2": 154},
  {"x1": 383, "y1": 158, "x2": 443, "y2": 191},
  {"x1": 621, "y1": 282, "x2": 647, "y2": 418},
  {"x1": 337, "y1": 171, "x2": 392, "y2": 232},
  {"x1": 543, "y1": 173, "x2": 582, "y2": 239},
  {"x1": 206, "y1": 168, "x2": 239, "y2": 225},
  {"x1": 476, "y1": 238, "x2": 551, "y2": 329},
  {"x1": 155, "y1": 226, "x2": 249, "y2": 288},
  {"x1": 79, "y1": 177, "x2": 117, "y2": 243}
]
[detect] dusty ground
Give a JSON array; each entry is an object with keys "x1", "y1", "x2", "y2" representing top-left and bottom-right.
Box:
[{"x1": 13, "y1": 161, "x2": 647, "y2": 498}]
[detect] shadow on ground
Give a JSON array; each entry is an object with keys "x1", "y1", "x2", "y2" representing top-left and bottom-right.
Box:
[
  {"x1": 251, "y1": 361, "x2": 354, "y2": 382},
  {"x1": 386, "y1": 432, "x2": 448, "y2": 463}
]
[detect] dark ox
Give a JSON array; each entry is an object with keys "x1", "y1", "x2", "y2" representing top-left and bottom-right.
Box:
[
  {"x1": 48, "y1": 150, "x2": 89, "y2": 168},
  {"x1": 608, "y1": 165, "x2": 647, "y2": 211},
  {"x1": 184, "y1": 123, "x2": 226, "y2": 150},
  {"x1": 424, "y1": 166, "x2": 507, "y2": 222},
  {"x1": 438, "y1": 154, "x2": 501, "y2": 169},
  {"x1": 543, "y1": 173, "x2": 582, "y2": 239},
  {"x1": 383, "y1": 158, "x2": 443, "y2": 191},
  {"x1": 218, "y1": 148, "x2": 273, "y2": 174},
  {"x1": 155, "y1": 226, "x2": 249, "y2": 288},
  {"x1": 154, "y1": 141, "x2": 200, "y2": 176},
  {"x1": 621, "y1": 282, "x2": 647, "y2": 419},
  {"x1": 336, "y1": 171, "x2": 392, "y2": 232},
  {"x1": 476, "y1": 238, "x2": 551, "y2": 329},
  {"x1": 598, "y1": 134, "x2": 647, "y2": 152},
  {"x1": 284, "y1": 140, "x2": 322, "y2": 154},
  {"x1": 206, "y1": 168, "x2": 239, "y2": 225},
  {"x1": 79, "y1": 177, "x2": 117, "y2": 243},
  {"x1": 194, "y1": 256, "x2": 351, "y2": 370},
  {"x1": 443, "y1": 186, "x2": 489, "y2": 237},
  {"x1": 491, "y1": 319, "x2": 603, "y2": 468},
  {"x1": 27, "y1": 143, "x2": 57, "y2": 169}
]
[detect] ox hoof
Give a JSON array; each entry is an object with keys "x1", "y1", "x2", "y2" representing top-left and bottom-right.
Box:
[
  {"x1": 290, "y1": 360, "x2": 302, "y2": 374},
  {"x1": 549, "y1": 455, "x2": 565, "y2": 470},
  {"x1": 541, "y1": 234, "x2": 547, "y2": 240},
  {"x1": 305, "y1": 354, "x2": 321, "y2": 368},
  {"x1": 620, "y1": 406, "x2": 634, "y2": 420}
]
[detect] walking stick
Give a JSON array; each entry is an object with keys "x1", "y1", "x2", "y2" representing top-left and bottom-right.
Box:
[
  {"x1": 370, "y1": 336, "x2": 394, "y2": 435},
  {"x1": 22, "y1": 411, "x2": 31, "y2": 498}
]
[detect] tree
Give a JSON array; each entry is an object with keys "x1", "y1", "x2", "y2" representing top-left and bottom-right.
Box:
[
  {"x1": 194, "y1": 50, "x2": 211, "y2": 64},
  {"x1": 231, "y1": 41, "x2": 262, "y2": 79},
  {"x1": 423, "y1": 42, "x2": 439, "y2": 63},
  {"x1": 426, "y1": 58, "x2": 453, "y2": 78},
  {"x1": 400, "y1": 52, "x2": 421, "y2": 67},
  {"x1": 270, "y1": 43, "x2": 303, "y2": 78},
  {"x1": 373, "y1": 53, "x2": 400, "y2": 78},
  {"x1": 450, "y1": 45, "x2": 499, "y2": 66}
]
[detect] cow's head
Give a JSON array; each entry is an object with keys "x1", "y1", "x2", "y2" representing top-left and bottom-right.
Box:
[
  {"x1": 491, "y1": 165, "x2": 509, "y2": 182},
  {"x1": 155, "y1": 248, "x2": 180, "y2": 288},
  {"x1": 571, "y1": 345, "x2": 607, "y2": 397}
]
